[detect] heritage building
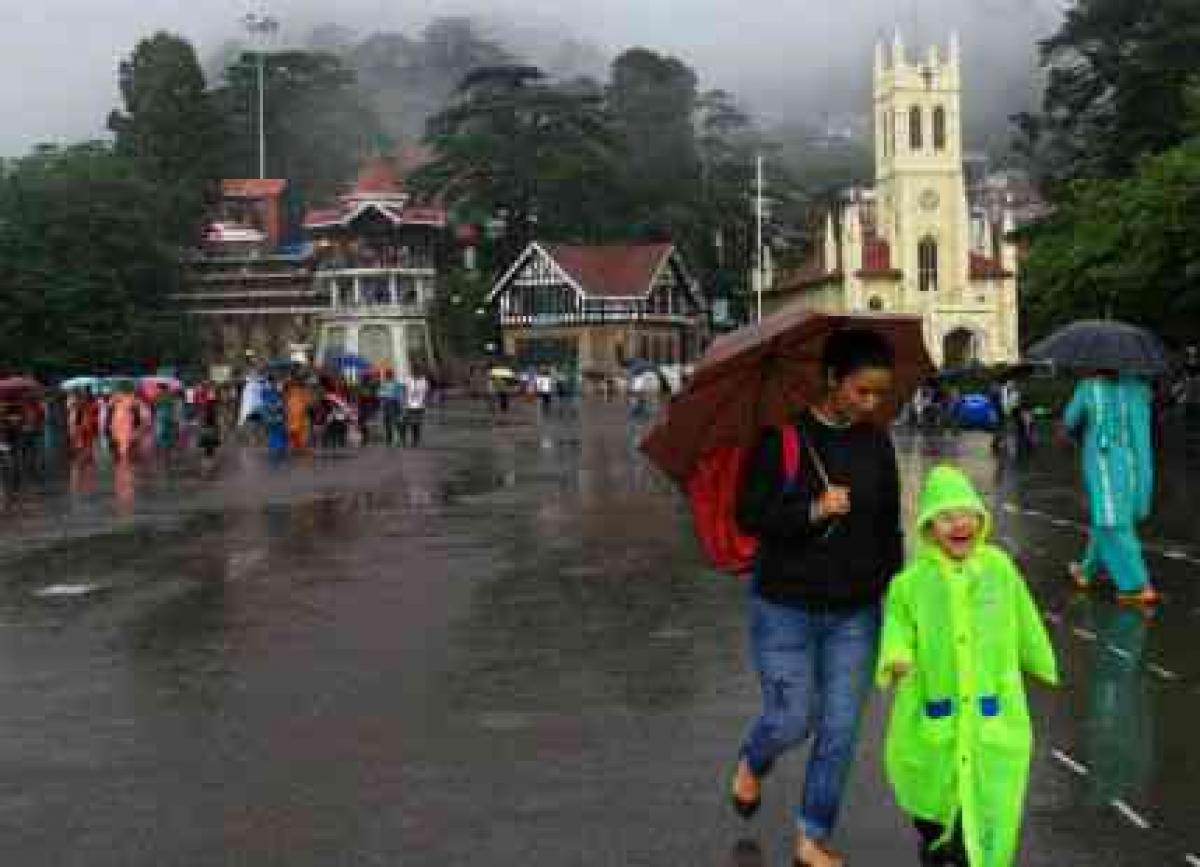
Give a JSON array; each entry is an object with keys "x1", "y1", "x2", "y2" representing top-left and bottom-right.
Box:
[
  {"x1": 304, "y1": 156, "x2": 447, "y2": 376},
  {"x1": 487, "y1": 242, "x2": 707, "y2": 376},
  {"x1": 768, "y1": 34, "x2": 1020, "y2": 367},
  {"x1": 175, "y1": 179, "x2": 324, "y2": 376}
]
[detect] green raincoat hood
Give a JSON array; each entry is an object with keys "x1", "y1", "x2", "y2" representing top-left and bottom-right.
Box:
[{"x1": 915, "y1": 465, "x2": 992, "y2": 555}]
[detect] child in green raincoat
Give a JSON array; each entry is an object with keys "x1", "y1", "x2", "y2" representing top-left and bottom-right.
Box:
[{"x1": 877, "y1": 465, "x2": 1058, "y2": 867}]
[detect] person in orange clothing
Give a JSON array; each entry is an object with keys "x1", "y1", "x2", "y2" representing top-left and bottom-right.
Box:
[
  {"x1": 109, "y1": 386, "x2": 139, "y2": 461},
  {"x1": 284, "y1": 378, "x2": 311, "y2": 451}
]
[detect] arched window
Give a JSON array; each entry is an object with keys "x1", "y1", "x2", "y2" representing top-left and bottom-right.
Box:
[
  {"x1": 909, "y1": 106, "x2": 923, "y2": 151},
  {"x1": 918, "y1": 237, "x2": 938, "y2": 292},
  {"x1": 933, "y1": 106, "x2": 947, "y2": 151},
  {"x1": 869, "y1": 296, "x2": 884, "y2": 311}
]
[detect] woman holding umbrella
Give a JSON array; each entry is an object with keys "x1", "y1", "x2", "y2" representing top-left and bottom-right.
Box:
[
  {"x1": 732, "y1": 328, "x2": 903, "y2": 867},
  {"x1": 1063, "y1": 370, "x2": 1159, "y2": 606},
  {"x1": 1027, "y1": 320, "x2": 1166, "y2": 608}
]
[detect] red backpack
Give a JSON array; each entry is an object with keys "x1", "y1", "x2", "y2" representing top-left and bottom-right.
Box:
[{"x1": 685, "y1": 425, "x2": 801, "y2": 577}]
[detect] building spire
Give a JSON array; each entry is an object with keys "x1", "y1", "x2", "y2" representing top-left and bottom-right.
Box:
[{"x1": 892, "y1": 28, "x2": 906, "y2": 67}]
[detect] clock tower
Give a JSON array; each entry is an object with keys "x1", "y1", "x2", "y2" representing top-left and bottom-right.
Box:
[{"x1": 873, "y1": 32, "x2": 971, "y2": 307}]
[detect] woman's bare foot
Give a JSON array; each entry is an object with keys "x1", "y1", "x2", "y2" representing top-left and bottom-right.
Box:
[
  {"x1": 794, "y1": 834, "x2": 845, "y2": 867},
  {"x1": 730, "y1": 758, "x2": 761, "y2": 818},
  {"x1": 1068, "y1": 562, "x2": 1090, "y2": 589}
]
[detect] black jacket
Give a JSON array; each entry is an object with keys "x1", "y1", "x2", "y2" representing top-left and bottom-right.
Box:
[{"x1": 736, "y1": 411, "x2": 903, "y2": 610}]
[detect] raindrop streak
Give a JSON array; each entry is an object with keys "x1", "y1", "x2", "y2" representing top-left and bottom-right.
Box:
[
  {"x1": 33, "y1": 584, "x2": 98, "y2": 598},
  {"x1": 1147, "y1": 664, "x2": 1179, "y2": 682},
  {"x1": 1073, "y1": 627, "x2": 1098, "y2": 642},
  {"x1": 1051, "y1": 749, "x2": 1089, "y2": 777},
  {"x1": 1110, "y1": 799, "x2": 1151, "y2": 830}
]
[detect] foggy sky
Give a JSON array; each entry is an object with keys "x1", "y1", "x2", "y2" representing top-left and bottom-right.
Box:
[{"x1": 0, "y1": 0, "x2": 1065, "y2": 156}]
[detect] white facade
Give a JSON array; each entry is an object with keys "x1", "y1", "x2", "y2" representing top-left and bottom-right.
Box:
[{"x1": 776, "y1": 33, "x2": 1021, "y2": 367}]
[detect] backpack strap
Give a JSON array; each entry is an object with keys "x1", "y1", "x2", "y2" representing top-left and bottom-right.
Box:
[{"x1": 778, "y1": 424, "x2": 801, "y2": 493}]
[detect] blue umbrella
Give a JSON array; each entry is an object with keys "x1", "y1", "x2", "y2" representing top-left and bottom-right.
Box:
[{"x1": 328, "y1": 353, "x2": 372, "y2": 372}]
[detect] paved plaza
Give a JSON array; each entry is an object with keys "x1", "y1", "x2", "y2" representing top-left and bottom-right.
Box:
[{"x1": 0, "y1": 400, "x2": 1197, "y2": 865}]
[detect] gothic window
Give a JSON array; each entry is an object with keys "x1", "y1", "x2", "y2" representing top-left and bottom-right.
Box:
[
  {"x1": 909, "y1": 106, "x2": 923, "y2": 151},
  {"x1": 933, "y1": 106, "x2": 947, "y2": 151},
  {"x1": 918, "y1": 237, "x2": 939, "y2": 292}
]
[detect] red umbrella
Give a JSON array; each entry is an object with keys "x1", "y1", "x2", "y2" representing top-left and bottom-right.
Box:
[
  {"x1": 0, "y1": 376, "x2": 43, "y2": 402},
  {"x1": 640, "y1": 308, "x2": 933, "y2": 486}
]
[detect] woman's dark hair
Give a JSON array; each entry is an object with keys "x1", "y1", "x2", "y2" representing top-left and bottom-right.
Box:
[{"x1": 821, "y1": 328, "x2": 896, "y2": 383}]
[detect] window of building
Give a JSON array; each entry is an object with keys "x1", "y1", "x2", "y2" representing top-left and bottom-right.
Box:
[
  {"x1": 933, "y1": 106, "x2": 946, "y2": 151},
  {"x1": 918, "y1": 237, "x2": 939, "y2": 292},
  {"x1": 909, "y1": 106, "x2": 923, "y2": 151},
  {"x1": 869, "y1": 296, "x2": 884, "y2": 311}
]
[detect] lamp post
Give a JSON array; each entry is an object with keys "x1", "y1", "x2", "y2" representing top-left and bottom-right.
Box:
[{"x1": 241, "y1": 10, "x2": 279, "y2": 180}]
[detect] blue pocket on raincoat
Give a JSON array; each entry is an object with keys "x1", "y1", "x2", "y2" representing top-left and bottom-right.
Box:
[{"x1": 924, "y1": 698, "x2": 953, "y2": 719}]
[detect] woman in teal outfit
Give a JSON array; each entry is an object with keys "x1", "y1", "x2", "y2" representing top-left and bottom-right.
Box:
[{"x1": 1063, "y1": 371, "x2": 1159, "y2": 606}]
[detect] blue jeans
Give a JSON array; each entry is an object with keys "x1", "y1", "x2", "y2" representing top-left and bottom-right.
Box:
[{"x1": 739, "y1": 592, "x2": 881, "y2": 841}]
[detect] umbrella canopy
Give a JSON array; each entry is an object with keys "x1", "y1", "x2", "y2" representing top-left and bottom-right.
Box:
[
  {"x1": 1025, "y1": 319, "x2": 1168, "y2": 377},
  {"x1": 327, "y1": 353, "x2": 372, "y2": 372},
  {"x1": 137, "y1": 375, "x2": 183, "y2": 400},
  {"x1": 59, "y1": 376, "x2": 102, "y2": 392},
  {"x1": 0, "y1": 376, "x2": 42, "y2": 401},
  {"x1": 639, "y1": 309, "x2": 933, "y2": 485}
]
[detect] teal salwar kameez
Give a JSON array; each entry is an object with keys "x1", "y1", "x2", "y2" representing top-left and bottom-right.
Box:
[{"x1": 1063, "y1": 377, "x2": 1154, "y2": 594}]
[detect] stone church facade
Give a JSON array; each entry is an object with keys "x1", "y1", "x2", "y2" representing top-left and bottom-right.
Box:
[{"x1": 767, "y1": 34, "x2": 1020, "y2": 367}]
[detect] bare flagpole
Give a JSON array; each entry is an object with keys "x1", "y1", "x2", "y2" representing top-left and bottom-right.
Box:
[{"x1": 756, "y1": 154, "x2": 764, "y2": 323}]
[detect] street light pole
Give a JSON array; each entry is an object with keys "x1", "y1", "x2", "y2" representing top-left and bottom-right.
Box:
[
  {"x1": 755, "y1": 154, "x2": 764, "y2": 323},
  {"x1": 242, "y1": 10, "x2": 279, "y2": 180}
]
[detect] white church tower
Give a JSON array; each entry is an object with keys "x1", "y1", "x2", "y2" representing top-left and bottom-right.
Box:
[
  {"x1": 771, "y1": 33, "x2": 1021, "y2": 365},
  {"x1": 871, "y1": 32, "x2": 1018, "y2": 365}
]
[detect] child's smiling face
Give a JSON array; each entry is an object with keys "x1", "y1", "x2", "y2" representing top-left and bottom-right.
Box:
[{"x1": 928, "y1": 508, "x2": 983, "y2": 560}]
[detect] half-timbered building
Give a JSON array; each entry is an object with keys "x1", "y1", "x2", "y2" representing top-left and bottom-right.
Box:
[{"x1": 487, "y1": 242, "x2": 707, "y2": 376}]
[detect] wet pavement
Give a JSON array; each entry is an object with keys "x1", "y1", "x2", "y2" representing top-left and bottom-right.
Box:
[{"x1": 0, "y1": 401, "x2": 1198, "y2": 866}]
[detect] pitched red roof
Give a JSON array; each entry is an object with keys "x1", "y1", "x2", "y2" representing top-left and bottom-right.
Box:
[
  {"x1": 221, "y1": 178, "x2": 287, "y2": 199},
  {"x1": 350, "y1": 156, "x2": 403, "y2": 197},
  {"x1": 302, "y1": 207, "x2": 343, "y2": 229},
  {"x1": 546, "y1": 243, "x2": 674, "y2": 298},
  {"x1": 969, "y1": 252, "x2": 1012, "y2": 280}
]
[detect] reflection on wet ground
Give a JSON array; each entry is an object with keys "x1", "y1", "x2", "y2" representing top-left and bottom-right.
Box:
[{"x1": 0, "y1": 402, "x2": 1198, "y2": 865}]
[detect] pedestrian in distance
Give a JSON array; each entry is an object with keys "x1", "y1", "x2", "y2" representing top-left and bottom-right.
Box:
[
  {"x1": 401, "y1": 367, "x2": 429, "y2": 447},
  {"x1": 731, "y1": 328, "x2": 902, "y2": 867},
  {"x1": 1063, "y1": 370, "x2": 1160, "y2": 607},
  {"x1": 379, "y1": 369, "x2": 407, "y2": 447},
  {"x1": 877, "y1": 464, "x2": 1058, "y2": 867},
  {"x1": 535, "y1": 368, "x2": 554, "y2": 415}
]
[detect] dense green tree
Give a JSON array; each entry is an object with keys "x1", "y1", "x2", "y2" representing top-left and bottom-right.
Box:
[
  {"x1": 217, "y1": 50, "x2": 384, "y2": 208},
  {"x1": 1015, "y1": 0, "x2": 1200, "y2": 183},
  {"x1": 107, "y1": 32, "x2": 224, "y2": 244},
  {"x1": 608, "y1": 48, "x2": 701, "y2": 230},
  {"x1": 414, "y1": 64, "x2": 621, "y2": 262},
  {"x1": 0, "y1": 144, "x2": 195, "y2": 374},
  {"x1": 1021, "y1": 136, "x2": 1200, "y2": 343}
]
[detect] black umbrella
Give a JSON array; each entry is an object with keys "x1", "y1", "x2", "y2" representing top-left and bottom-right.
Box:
[{"x1": 1025, "y1": 320, "x2": 1168, "y2": 377}]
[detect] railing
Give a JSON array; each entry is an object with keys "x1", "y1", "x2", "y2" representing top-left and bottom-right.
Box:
[{"x1": 499, "y1": 310, "x2": 699, "y2": 327}]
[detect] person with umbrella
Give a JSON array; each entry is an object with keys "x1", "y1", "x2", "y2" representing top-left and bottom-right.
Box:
[
  {"x1": 1027, "y1": 320, "x2": 1165, "y2": 607},
  {"x1": 1063, "y1": 369, "x2": 1159, "y2": 606},
  {"x1": 732, "y1": 328, "x2": 903, "y2": 867}
]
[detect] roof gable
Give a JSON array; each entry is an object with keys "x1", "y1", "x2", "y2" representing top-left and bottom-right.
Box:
[{"x1": 546, "y1": 243, "x2": 675, "y2": 298}]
